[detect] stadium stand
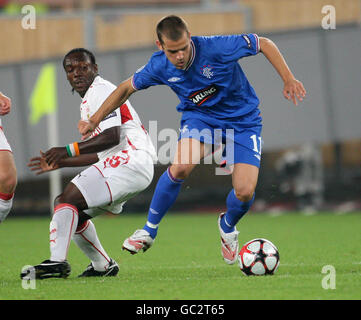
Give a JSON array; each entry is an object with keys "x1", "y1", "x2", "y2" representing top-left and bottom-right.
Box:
[{"x1": 241, "y1": 0, "x2": 361, "y2": 31}]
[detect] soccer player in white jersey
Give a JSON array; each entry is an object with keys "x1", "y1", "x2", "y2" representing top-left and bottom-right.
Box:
[
  {"x1": 0, "y1": 92, "x2": 17, "y2": 224},
  {"x1": 22, "y1": 48, "x2": 156, "y2": 279}
]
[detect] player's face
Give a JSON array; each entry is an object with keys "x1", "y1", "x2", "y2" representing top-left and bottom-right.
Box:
[
  {"x1": 64, "y1": 53, "x2": 98, "y2": 97},
  {"x1": 157, "y1": 31, "x2": 192, "y2": 69}
]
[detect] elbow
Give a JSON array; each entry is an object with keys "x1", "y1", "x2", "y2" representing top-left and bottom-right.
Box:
[
  {"x1": 107, "y1": 126, "x2": 121, "y2": 148},
  {"x1": 259, "y1": 37, "x2": 274, "y2": 53}
]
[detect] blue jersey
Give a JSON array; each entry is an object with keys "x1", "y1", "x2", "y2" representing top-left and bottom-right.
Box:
[{"x1": 132, "y1": 34, "x2": 261, "y2": 126}]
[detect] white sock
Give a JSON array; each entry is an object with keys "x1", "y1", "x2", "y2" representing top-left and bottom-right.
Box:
[
  {"x1": 72, "y1": 220, "x2": 111, "y2": 271},
  {"x1": 0, "y1": 193, "x2": 14, "y2": 223},
  {"x1": 50, "y1": 204, "x2": 79, "y2": 262}
]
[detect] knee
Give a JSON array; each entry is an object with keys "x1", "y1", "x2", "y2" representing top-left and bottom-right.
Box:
[
  {"x1": 234, "y1": 186, "x2": 255, "y2": 203},
  {"x1": 169, "y1": 164, "x2": 193, "y2": 180},
  {"x1": 54, "y1": 193, "x2": 75, "y2": 207},
  {"x1": 53, "y1": 195, "x2": 62, "y2": 208},
  {"x1": 0, "y1": 171, "x2": 17, "y2": 194}
]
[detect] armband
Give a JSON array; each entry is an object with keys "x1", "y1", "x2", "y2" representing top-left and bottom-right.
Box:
[{"x1": 66, "y1": 142, "x2": 80, "y2": 157}]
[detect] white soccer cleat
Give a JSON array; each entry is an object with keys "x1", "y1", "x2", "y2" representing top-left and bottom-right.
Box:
[
  {"x1": 218, "y1": 213, "x2": 239, "y2": 265},
  {"x1": 122, "y1": 229, "x2": 154, "y2": 254}
]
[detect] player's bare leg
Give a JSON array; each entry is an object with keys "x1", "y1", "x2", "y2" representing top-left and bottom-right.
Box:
[
  {"x1": 170, "y1": 138, "x2": 206, "y2": 179},
  {"x1": 123, "y1": 138, "x2": 206, "y2": 254},
  {"x1": 218, "y1": 163, "x2": 259, "y2": 264},
  {"x1": 0, "y1": 150, "x2": 17, "y2": 223},
  {"x1": 232, "y1": 163, "x2": 259, "y2": 203}
]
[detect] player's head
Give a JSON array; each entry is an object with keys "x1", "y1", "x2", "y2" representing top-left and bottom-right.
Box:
[
  {"x1": 156, "y1": 15, "x2": 192, "y2": 70},
  {"x1": 63, "y1": 48, "x2": 98, "y2": 97}
]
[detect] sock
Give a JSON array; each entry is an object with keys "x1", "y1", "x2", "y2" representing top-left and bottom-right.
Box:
[
  {"x1": 0, "y1": 192, "x2": 14, "y2": 223},
  {"x1": 50, "y1": 204, "x2": 79, "y2": 262},
  {"x1": 221, "y1": 189, "x2": 255, "y2": 233},
  {"x1": 143, "y1": 167, "x2": 184, "y2": 239},
  {"x1": 72, "y1": 220, "x2": 111, "y2": 271}
]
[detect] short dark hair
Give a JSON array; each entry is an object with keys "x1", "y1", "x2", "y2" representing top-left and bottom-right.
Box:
[
  {"x1": 62, "y1": 48, "x2": 96, "y2": 69},
  {"x1": 156, "y1": 15, "x2": 189, "y2": 45}
]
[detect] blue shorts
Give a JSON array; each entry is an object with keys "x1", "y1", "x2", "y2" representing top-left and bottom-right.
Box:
[{"x1": 179, "y1": 112, "x2": 263, "y2": 168}]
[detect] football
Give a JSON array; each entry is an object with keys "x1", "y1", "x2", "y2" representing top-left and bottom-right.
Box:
[{"x1": 238, "y1": 238, "x2": 280, "y2": 276}]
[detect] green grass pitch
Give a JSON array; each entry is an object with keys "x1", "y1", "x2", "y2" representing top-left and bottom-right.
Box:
[{"x1": 0, "y1": 212, "x2": 360, "y2": 300}]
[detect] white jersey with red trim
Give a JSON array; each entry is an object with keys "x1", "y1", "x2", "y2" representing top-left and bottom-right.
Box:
[
  {"x1": 80, "y1": 76, "x2": 157, "y2": 162},
  {"x1": 0, "y1": 120, "x2": 12, "y2": 152}
]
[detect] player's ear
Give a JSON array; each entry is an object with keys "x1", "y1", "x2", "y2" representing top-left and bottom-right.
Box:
[
  {"x1": 156, "y1": 39, "x2": 163, "y2": 51},
  {"x1": 93, "y1": 64, "x2": 98, "y2": 73}
]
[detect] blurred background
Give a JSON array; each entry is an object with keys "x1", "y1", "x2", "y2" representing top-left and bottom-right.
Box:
[{"x1": 0, "y1": 0, "x2": 360, "y2": 217}]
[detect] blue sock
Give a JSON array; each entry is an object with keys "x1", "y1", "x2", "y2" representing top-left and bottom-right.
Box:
[
  {"x1": 143, "y1": 167, "x2": 183, "y2": 239},
  {"x1": 220, "y1": 189, "x2": 255, "y2": 233}
]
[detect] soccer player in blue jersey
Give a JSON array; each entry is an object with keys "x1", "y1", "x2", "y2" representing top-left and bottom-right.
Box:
[{"x1": 78, "y1": 15, "x2": 306, "y2": 264}]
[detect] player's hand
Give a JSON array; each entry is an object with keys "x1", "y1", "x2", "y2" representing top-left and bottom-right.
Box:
[
  {"x1": 78, "y1": 119, "x2": 95, "y2": 141},
  {"x1": 44, "y1": 147, "x2": 68, "y2": 167},
  {"x1": 0, "y1": 92, "x2": 11, "y2": 116},
  {"x1": 283, "y1": 79, "x2": 306, "y2": 106},
  {"x1": 27, "y1": 151, "x2": 59, "y2": 175}
]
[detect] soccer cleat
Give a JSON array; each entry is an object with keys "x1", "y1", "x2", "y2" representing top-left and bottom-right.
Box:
[
  {"x1": 78, "y1": 259, "x2": 119, "y2": 277},
  {"x1": 20, "y1": 259, "x2": 71, "y2": 280},
  {"x1": 122, "y1": 229, "x2": 154, "y2": 254},
  {"x1": 218, "y1": 213, "x2": 240, "y2": 265}
]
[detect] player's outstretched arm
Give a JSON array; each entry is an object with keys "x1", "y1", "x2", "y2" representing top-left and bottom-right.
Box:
[
  {"x1": 78, "y1": 77, "x2": 136, "y2": 140},
  {"x1": 258, "y1": 37, "x2": 306, "y2": 106},
  {"x1": 28, "y1": 151, "x2": 99, "y2": 175},
  {"x1": 0, "y1": 92, "x2": 11, "y2": 116},
  {"x1": 44, "y1": 126, "x2": 120, "y2": 167},
  {"x1": 28, "y1": 151, "x2": 58, "y2": 175}
]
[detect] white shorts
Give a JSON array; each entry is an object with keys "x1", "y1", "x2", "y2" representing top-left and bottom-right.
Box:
[
  {"x1": 0, "y1": 127, "x2": 12, "y2": 152},
  {"x1": 71, "y1": 149, "x2": 154, "y2": 217}
]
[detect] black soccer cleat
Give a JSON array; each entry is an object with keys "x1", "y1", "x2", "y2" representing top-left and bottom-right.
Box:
[
  {"x1": 20, "y1": 260, "x2": 71, "y2": 280},
  {"x1": 78, "y1": 258, "x2": 119, "y2": 277}
]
